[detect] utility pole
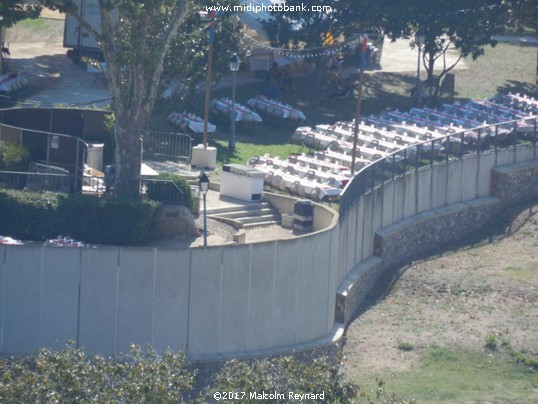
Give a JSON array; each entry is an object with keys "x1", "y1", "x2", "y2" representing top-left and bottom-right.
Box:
[
  {"x1": 202, "y1": 11, "x2": 217, "y2": 149},
  {"x1": 351, "y1": 37, "x2": 368, "y2": 176}
]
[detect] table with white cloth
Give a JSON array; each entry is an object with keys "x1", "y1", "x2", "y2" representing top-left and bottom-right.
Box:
[
  {"x1": 246, "y1": 95, "x2": 306, "y2": 121},
  {"x1": 211, "y1": 98, "x2": 263, "y2": 123},
  {"x1": 168, "y1": 111, "x2": 216, "y2": 133}
]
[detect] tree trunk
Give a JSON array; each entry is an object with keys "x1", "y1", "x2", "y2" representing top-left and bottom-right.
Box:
[
  {"x1": 113, "y1": 121, "x2": 143, "y2": 200},
  {"x1": 93, "y1": 2, "x2": 190, "y2": 199}
]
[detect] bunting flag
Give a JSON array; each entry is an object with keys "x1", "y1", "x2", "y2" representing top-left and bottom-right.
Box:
[
  {"x1": 324, "y1": 31, "x2": 334, "y2": 45},
  {"x1": 241, "y1": 31, "x2": 368, "y2": 59}
]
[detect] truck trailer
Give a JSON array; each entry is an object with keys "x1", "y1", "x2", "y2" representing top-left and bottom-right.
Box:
[{"x1": 63, "y1": 0, "x2": 103, "y2": 62}]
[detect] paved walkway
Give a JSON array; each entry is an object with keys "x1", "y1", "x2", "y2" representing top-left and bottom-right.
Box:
[{"x1": 143, "y1": 159, "x2": 301, "y2": 247}]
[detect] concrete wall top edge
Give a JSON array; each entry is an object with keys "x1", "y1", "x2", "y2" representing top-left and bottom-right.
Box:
[{"x1": 493, "y1": 159, "x2": 538, "y2": 174}]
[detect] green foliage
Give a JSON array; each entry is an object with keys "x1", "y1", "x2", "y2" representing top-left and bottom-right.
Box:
[
  {"x1": 0, "y1": 189, "x2": 161, "y2": 245},
  {"x1": 1, "y1": 1, "x2": 42, "y2": 73},
  {"x1": 163, "y1": 0, "x2": 244, "y2": 110},
  {"x1": 397, "y1": 342, "x2": 414, "y2": 351},
  {"x1": 102, "y1": 111, "x2": 116, "y2": 165},
  {"x1": 485, "y1": 333, "x2": 499, "y2": 351},
  {"x1": 0, "y1": 343, "x2": 195, "y2": 403},
  {"x1": 262, "y1": 0, "x2": 338, "y2": 49},
  {"x1": 346, "y1": 0, "x2": 509, "y2": 94},
  {"x1": 511, "y1": 350, "x2": 538, "y2": 371},
  {"x1": 146, "y1": 172, "x2": 194, "y2": 211},
  {"x1": 0, "y1": 140, "x2": 29, "y2": 170},
  {"x1": 507, "y1": 0, "x2": 538, "y2": 34},
  {"x1": 0, "y1": 1, "x2": 42, "y2": 29},
  {"x1": 41, "y1": 0, "x2": 193, "y2": 199},
  {"x1": 494, "y1": 337, "x2": 538, "y2": 371},
  {"x1": 206, "y1": 355, "x2": 359, "y2": 403}
]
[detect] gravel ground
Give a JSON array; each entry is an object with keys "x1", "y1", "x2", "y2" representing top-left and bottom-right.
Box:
[{"x1": 147, "y1": 219, "x2": 301, "y2": 249}]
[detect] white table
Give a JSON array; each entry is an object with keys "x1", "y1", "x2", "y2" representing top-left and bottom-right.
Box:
[
  {"x1": 247, "y1": 95, "x2": 306, "y2": 121},
  {"x1": 211, "y1": 98, "x2": 263, "y2": 123},
  {"x1": 168, "y1": 112, "x2": 216, "y2": 133}
]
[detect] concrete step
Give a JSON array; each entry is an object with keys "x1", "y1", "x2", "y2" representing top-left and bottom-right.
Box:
[
  {"x1": 236, "y1": 213, "x2": 281, "y2": 225},
  {"x1": 242, "y1": 219, "x2": 281, "y2": 229},
  {"x1": 204, "y1": 200, "x2": 281, "y2": 229},
  {"x1": 206, "y1": 202, "x2": 270, "y2": 216},
  {"x1": 208, "y1": 207, "x2": 274, "y2": 219}
]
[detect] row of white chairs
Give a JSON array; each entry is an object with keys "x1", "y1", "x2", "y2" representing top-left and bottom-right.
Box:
[
  {"x1": 497, "y1": 93, "x2": 538, "y2": 114},
  {"x1": 292, "y1": 126, "x2": 399, "y2": 162},
  {"x1": 249, "y1": 154, "x2": 350, "y2": 188},
  {"x1": 253, "y1": 164, "x2": 342, "y2": 201}
]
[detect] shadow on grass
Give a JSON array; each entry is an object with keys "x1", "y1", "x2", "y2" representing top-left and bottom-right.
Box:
[
  {"x1": 214, "y1": 140, "x2": 238, "y2": 165},
  {"x1": 496, "y1": 80, "x2": 538, "y2": 98},
  {"x1": 204, "y1": 72, "x2": 420, "y2": 141}
]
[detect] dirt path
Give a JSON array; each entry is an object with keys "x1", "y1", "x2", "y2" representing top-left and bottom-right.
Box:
[{"x1": 342, "y1": 201, "x2": 538, "y2": 376}]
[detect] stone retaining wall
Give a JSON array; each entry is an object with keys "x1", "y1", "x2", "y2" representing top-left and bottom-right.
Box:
[
  {"x1": 336, "y1": 158, "x2": 538, "y2": 326},
  {"x1": 491, "y1": 160, "x2": 538, "y2": 205}
]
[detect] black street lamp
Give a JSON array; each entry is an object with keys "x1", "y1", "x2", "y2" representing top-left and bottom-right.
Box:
[
  {"x1": 228, "y1": 53, "x2": 241, "y2": 151},
  {"x1": 198, "y1": 172, "x2": 210, "y2": 246}
]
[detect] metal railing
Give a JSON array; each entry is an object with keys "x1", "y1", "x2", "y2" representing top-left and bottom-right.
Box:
[
  {"x1": 0, "y1": 170, "x2": 70, "y2": 194},
  {"x1": 0, "y1": 172, "x2": 185, "y2": 206},
  {"x1": 339, "y1": 117, "x2": 538, "y2": 221},
  {"x1": 142, "y1": 130, "x2": 193, "y2": 161},
  {"x1": 97, "y1": 176, "x2": 185, "y2": 205}
]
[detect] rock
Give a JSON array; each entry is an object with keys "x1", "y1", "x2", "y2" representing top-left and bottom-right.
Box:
[{"x1": 154, "y1": 205, "x2": 199, "y2": 238}]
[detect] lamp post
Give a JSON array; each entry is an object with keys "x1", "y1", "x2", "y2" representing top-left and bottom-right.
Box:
[
  {"x1": 199, "y1": 172, "x2": 210, "y2": 246},
  {"x1": 415, "y1": 31, "x2": 425, "y2": 106},
  {"x1": 228, "y1": 53, "x2": 241, "y2": 151}
]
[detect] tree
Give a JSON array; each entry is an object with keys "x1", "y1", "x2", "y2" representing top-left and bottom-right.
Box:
[
  {"x1": 162, "y1": 0, "x2": 244, "y2": 110},
  {"x1": 41, "y1": 0, "x2": 192, "y2": 199},
  {"x1": 261, "y1": 0, "x2": 338, "y2": 49},
  {"x1": 506, "y1": 0, "x2": 538, "y2": 34},
  {"x1": 355, "y1": 0, "x2": 509, "y2": 98},
  {"x1": 0, "y1": 1, "x2": 42, "y2": 73}
]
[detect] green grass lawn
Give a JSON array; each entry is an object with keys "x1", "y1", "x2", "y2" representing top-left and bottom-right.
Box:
[
  {"x1": 347, "y1": 346, "x2": 538, "y2": 403},
  {"x1": 5, "y1": 17, "x2": 64, "y2": 42}
]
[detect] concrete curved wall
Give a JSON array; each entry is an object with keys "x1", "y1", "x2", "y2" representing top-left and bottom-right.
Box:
[
  {"x1": 1, "y1": 145, "x2": 537, "y2": 360},
  {"x1": 337, "y1": 146, "x2": 537, "y2": 285},
  {"x1": 0, "y1": 204, "x2": 341, "y2": 360}
]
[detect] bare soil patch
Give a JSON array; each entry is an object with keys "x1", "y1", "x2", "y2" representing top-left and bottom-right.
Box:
[{"x1": 342, "y1": 201, "x2": 538, "y2": 376}]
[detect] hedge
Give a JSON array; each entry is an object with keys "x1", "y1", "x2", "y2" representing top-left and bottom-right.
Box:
[
  {"x1": 0, "y1": 189, "x2": 162, "y2": 245},
  {"x1": 146, "y1": 172, "x2": 194, "y2": 211}
]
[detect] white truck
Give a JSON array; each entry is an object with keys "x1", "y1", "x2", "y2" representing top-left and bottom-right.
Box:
[{"x1": 63, "y1": 0, "x2": 103, "y2": 62}]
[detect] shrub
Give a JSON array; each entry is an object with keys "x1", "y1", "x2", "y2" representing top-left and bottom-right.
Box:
[
  {"x1": 397, "y1": 342, "x2": 415, "y2": 351},
  {"x1": 484, "y1": 333, "x2": 498, "y2": 351},
  {"x1": 0, "y1": 140, "x2": 29, "y2": 170},
  {"x1": 206, "y1": 356, "x2": 359, "y2": 403},
  {"x1": 0, "y1": 343, "x2": 195, "y2": 403},
  {"x1": 0, "y1": 189, "x2": 161, "y2": 245},
  {"x1": 511, "y1": 351, "x2": 538, "y2": 371},
  {"x1": 146, "y1": 172, "x2": 193, "y2": 211}
]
